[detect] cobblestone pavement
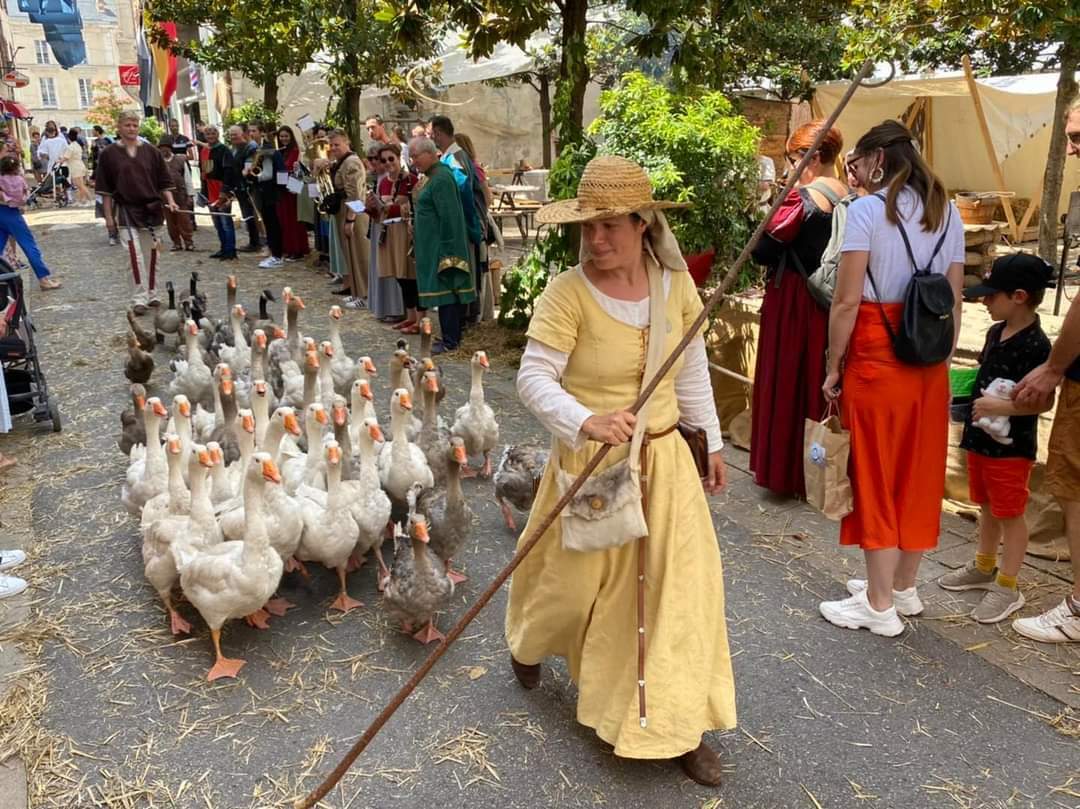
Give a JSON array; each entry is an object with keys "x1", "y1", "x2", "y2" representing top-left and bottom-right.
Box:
[{"x1": 0, "y1": 208, "x2": 1076, "y2": 809}]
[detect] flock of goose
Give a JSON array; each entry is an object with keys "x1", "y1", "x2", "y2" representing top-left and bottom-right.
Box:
[{"x1": 118, "y1": 274, "x2": 547, "y2": 681}]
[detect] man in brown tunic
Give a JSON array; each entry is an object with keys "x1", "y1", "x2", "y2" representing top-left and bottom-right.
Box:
[{"x1": 97, "y1": 111, "x2": 180, "y2": 313}]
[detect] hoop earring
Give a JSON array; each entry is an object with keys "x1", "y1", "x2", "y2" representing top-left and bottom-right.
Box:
[{"x1": 870, "y1": 167, "x2": 885, "y2": 184}]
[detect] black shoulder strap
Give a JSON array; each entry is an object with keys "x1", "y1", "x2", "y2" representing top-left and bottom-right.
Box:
[{"x1": 874, "y1": 191, "x2": 953, "y2": 275}]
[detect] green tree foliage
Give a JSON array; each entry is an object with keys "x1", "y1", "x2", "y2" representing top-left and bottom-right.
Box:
[
  {"x1": 139, "y1": 117, "x2": 166, "y2": 144},
  {"x1": 85, "y1": 80, "x2": 132, "y2": 131},
  {"x1": 145, "y1": 0, "x2": 318, "y2": 112},
  {"x1": 589, "y1": 72, "x2": 759, "y2": 257},
  {"x1": 627, "y1": 0, "x2": 849, "y2": 100},
  {"x1": 223, "y1": 100, "x2": 280, "y2": 129}
]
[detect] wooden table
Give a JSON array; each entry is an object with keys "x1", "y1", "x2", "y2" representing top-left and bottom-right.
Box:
[{"x1": 490, "y1": 185, "x2": 541, "y2": 244}]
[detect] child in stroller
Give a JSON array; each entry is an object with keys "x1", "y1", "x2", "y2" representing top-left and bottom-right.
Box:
[{"x1": 26, "y1": 161, "x2": 71, "y2": 209}]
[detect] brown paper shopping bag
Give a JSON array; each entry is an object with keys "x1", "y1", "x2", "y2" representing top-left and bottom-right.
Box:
[{"x1": 803, "y1": 403, "x2": 853, "y2": 521}]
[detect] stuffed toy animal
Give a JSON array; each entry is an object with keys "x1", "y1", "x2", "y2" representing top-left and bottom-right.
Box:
[{"x1": 974, "y1": 377, "x2": 1015, "y2": 445}]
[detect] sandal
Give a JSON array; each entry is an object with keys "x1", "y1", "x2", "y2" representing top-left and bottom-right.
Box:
[
  {"x1": 0, "y1": 454, "x2": 16, "y2": 473},
  {"x1": 39, "y1": 278, "x2": 61, "y2": 290},
  {"x1": 397, "y1": 323, "x2": 420, "y2": 335}
]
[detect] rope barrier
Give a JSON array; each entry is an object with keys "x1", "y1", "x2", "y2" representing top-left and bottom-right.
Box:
[{"x1": 295, "y1": 58, "x2": 878, "y2": 809}]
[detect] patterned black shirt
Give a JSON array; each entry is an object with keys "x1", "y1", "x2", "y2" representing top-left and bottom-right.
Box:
[{"x1": 960, "y1": 318, "x2": 1051, "y2": 460}]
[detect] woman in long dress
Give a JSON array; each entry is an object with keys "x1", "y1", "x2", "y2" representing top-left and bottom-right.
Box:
[
  {"x1": 62, "y1": 129, "x2": 93, "y2": 206},
  {"x1": 507, "y1": 156, "x2": 736, "y2": 786},
  {"x1": 364, "y1": 145, "x2": 404, "y2": 322},
  {"x1": 274, "y1": 126, "x2": 310, "y2": 261}
]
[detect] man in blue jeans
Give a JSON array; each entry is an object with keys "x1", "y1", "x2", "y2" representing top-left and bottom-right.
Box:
[{"x1": 202, "y1": 126, "x2": 237, "y2": 261}]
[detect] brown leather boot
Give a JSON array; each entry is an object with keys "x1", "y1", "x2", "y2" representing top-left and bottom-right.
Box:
[
  {"x1": 510, "y1": 655, "x2": 541, "y2": 689},
  {"x1": 678, "y1": 741, "x2": 723, "y2": 786}
]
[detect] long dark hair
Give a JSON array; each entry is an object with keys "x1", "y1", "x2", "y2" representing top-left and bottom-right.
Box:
[
  {"x1": 277, "y1": 125, "x2": 298, "y2": 153},
  {"x1": 854, "y1": 121, "x2": 947, "y2": 233}
]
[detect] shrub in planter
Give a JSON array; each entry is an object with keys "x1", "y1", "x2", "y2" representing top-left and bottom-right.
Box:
[{"x1": 588, "y1": 72, "x2": 760, "y2": 277}]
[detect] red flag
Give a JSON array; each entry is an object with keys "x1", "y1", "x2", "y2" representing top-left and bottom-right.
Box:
[{"x1": 151, "y1": 21, "x2": 178, "y2": 107}]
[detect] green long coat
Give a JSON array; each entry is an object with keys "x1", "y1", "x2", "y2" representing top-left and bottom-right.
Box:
[{"x1": 414, "y1": 162, "x2": 476, "y2": 309}]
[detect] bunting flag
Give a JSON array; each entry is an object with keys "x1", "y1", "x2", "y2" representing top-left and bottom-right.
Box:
[
  {"x1": 150, "y1": 21, "x2": 178, "y2": 107},
  {"x1": 136, "y1": 21, "x2": 159, "y2": 110}
]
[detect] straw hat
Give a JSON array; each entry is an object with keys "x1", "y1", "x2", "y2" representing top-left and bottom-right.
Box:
[{"x1": 536, "y1": 155, "x2": 689, "y2": 225}]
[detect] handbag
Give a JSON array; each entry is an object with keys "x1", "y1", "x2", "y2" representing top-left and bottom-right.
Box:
[
  {"x1": 677, "y1": 422, "x2": 709, "y2": 479},
  {"x1": 803, "y1": 402, "x2": 853, "y2": 520},
  {"x1": 866, "y1": 200, "x2": 955, "y2": 366},
  {"x1": 553, "y1": 262, "x2": 667, "y2": 553},
  {"x1": 318, "y1": 190, "x2": 344, "y2": 216}
]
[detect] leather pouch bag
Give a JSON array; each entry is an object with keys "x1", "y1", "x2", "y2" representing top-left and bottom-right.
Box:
[{"x1": 677, "y1": 422, "x2": 709, "y2": 479}]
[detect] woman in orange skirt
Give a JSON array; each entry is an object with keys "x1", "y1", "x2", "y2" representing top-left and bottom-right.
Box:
[{"x1": 818, "y1": 121, "x2": 965, "y2": 636}]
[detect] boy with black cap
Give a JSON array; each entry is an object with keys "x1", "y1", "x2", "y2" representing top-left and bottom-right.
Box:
[{"x1": 942, "y1": 253, "x2": 1055, "y2": 623}]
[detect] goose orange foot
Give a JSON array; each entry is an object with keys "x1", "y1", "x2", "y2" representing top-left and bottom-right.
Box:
[
  {"x1": 460, "y1": 465, "x2": 479, "y2": 479},
  {"x1": 207, "y1": 656, "x2": 247, "y2": 681},
  {"x1": 497, "y1": 498, "x2": 517, "y2": 532},
  {"x1": 412, "y1": 620, "x2": 444, "y2": 645},
  {"x1": 345, "y1": 551, "x2": 364, "y2": 573},
  {"x1": 330, "y1": 592, "x2": 364, "y2": 613},
  {"x1": 264, "y1": 597, "x2": 294, "y2": 617},
  {"x1": 245, "y1": 609, "x2": 272, "y2": 629},
  {"x1": 168, "y1": 609, "x2": 192, "y2": 635}
]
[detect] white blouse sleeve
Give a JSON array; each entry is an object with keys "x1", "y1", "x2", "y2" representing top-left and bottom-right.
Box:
[
  {"x1": 674, "y1": 335, "x2": 724, "y2": 452},
  {"x1": 516, "y1": 339, "x2": 594, "y2": 449}
]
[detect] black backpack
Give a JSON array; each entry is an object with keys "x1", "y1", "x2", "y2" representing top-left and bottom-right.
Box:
[{"x1": 866, "y1": 197, "x2": 955, "y2": 366}]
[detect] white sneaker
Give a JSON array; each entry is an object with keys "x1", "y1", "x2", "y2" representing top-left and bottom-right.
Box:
[
  {"x1": 846, "y1": 579, "x2": 924, "y2": 616},
  {"x1": 1012, "y1": 599, "x2": 1080, "y2": 643},
  {"x1": 819, "y1": 588, "x2": 905, "y2": 637},
  {"x1": 131, "y1": 286, "x2": 149, "y2": 314},
  {"x1": 344, "y1": 297, "x2": 365, "y2": 310},
  {"x1": 0, "y1": 574, "x2": 27, "y2": 599},
  {"x1": 0, "y1": 549, "x2": 26, "y2": 572},
  {"x1": 258, "y1": 256, "x2": 284, "y2": 269}
]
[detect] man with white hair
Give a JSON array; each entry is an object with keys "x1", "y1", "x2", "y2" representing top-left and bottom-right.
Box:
[
  {"x1": 409, "y1": 136, "x2": 474, "y2": 352},
  {"x1": 97, "y1": 111, "x2": 181, "y2": 312}
]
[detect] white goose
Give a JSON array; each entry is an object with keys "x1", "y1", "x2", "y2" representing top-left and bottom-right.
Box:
[
  {"x1": 122, "y1": 397, "x2": 170, "y2": 516},
  {"x1": 378, "y1": 389, "x2": 434, "y2": 510},
  {"x1": 173, "y1": 453, "x2": 285, "y2": 681},
  {"x1": 326, "y1": 306, "x2": 357, "y2": 396},
  {"x1": 451, "y1": 350, "x2": 500, "y2": 478},
  {"x1": 140, "y1": 434, "x2": 189, "y2": 529},
  {"x1": 296, "y1": 441, "x2": 362, "y2": 612},
  {"x1": 169, "y1": 320, "x2": 214, "y2": 408},
  {"x1": 317, "y1": 340, "x2": 337, "y2": 410},
  {"x1": 218, "y1": 304, "x2": 251, "y2": 375},
  {"x1": 281, "y1": 402, "x2": 329, "y2": 494}
]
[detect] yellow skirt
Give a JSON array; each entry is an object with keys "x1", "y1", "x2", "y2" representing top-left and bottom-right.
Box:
[{"x1": 505, "y1": 432, "x2": 737, "y2": 758}]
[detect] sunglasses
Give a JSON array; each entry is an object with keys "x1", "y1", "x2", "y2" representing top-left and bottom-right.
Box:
[
  {"x1": 379, "y1": 156, "x2": 397, "y2": 163},
  {"x1": 1068, "y1": 132, "x2": 1080, "y2": 146}
]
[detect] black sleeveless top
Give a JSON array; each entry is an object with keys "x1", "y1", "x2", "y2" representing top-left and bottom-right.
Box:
[{"x1": 751, "y1": 181, "x2": 842, "y2": 281}]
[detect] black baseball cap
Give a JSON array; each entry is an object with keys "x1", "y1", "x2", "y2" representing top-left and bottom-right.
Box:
[{"x1": 963, "y1": 252, "x2": 1055, "y2": 300}]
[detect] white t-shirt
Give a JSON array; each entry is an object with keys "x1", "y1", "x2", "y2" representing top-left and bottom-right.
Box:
[
  {"x1": 842, "y1": 188, "x2": 965, "y2": 302},
  {"x1": 37, "y1": 135, "x2": 68, "y2": 172}
]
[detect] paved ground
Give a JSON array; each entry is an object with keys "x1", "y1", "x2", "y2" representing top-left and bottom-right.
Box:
[{"x1": 0, "y1": 208, "x2": 1077, "y2": 809}]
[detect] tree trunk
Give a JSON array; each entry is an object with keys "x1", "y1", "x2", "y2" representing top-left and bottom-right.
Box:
[
  {"x1": 555, "y1": 0, "x2": 590, "y2": 146},
  {"x1": 1038, "y1": 43, "x2": 1079, "y2": 265},
  {"x1": 262, "y1": 80, "x2": 278, "y2": 114},
  {"x1": 539, "y1": 74, "x2": 552, "y2": 168},
  {"x1": 343, "y1": 84, "x2": 363, "y2": 151}
]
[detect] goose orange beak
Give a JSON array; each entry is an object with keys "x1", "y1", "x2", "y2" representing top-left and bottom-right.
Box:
[
  {"x1": 166, "y1": 435, "x2": 182, "y2": 453},
  {"x1": 413, "y1": 519, "x2": 430, "y2": 542},
  {"x1": 254, "y1": 381, "x2": 267, "y2": 396},
  {"x1": 452, "y1": 443, "x2": 468, "y2": 465},
  {"x1": 363, "y1": 357, "x2": 377, "y2": 375},
  {"x1": 368, "y1": 423, "x2": 384, "y2": 442},
  {"x1": 359, "y1": 381, "x2": 373, "y2": 401},
  {"x1": 333, "y1": 405, "x2": 348, "y2": 427},
  {"x1": 421, "y1": 319, "x2": 432, "y2": 335},
  {"x1": 273, "y1": 326, "x2": 286, "y2": 340},
  {"x1": 197, "y1": 447, "x2": 213, "y2": 466},
  {"x1": 323, "y1": 344, "x2": 334, "y2": 358},
  {"x1": 314, "y1": 407, "x2": 329, "y2": 425},
  {"x1": 210, "y1": 445, "x2": 223, "y2": 464},
  {"x1": 262, "y1": 458, "x2": 282, "y2": 484},
  {"x1": 221, "y1": 377, "x2": 234, "y2": 396},
  {"x1": 326, "y1": 444, "x2": 341, "y2": 464},
  {"x1": 422, "y1": 358, "x2": 435, "y2": 371},
  {"x1": 134, "y1": 394, "x2": 146, "y2": 410},
  {"x1": 227, "y1": 275, "x2": 237, "y2": 289},
  {"x1": 151, "y1": 400, "x2": 168, "y2": 417},
  {"x1": 330, "y1": 306, "x2": 342, "y2": 320},
  {"x1": 241, "y1": 413, "x2": 256, "y2": 433},
  {"x1": 294, "y1": 295, "x2": 306, "y2": 310},
  {"x1": 478, "y1": 352, "x2": 490, "y2": 369},
  {"x1": 234, "y1": 304, "x2": 246, "y2": 318},
  {"x1": 283, "y1": 412, "x2": 301, "y2": 436},
  {"x1": 255, "y1": 331, "x2": 267, "y2": 349},
  {"x1": 425, "y1": 374, "x2": 439, "y2": 392},
  {"x1": 186, "y1": 321, "x2": 199, "y2": 336},
  {"x1": 178, "y1": 399, "x2": 191, "y2": 417},
  {"x1": 399, "y1": 392, "x2": 413, "y2": 411}
]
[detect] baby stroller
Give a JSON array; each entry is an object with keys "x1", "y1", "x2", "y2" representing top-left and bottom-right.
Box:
[
  {"x1": 26, "y1": 163, "x2": 71, "y2": 210},
  {"x1": 0, "y1": 265, "x2": 61, "y2": 432}
]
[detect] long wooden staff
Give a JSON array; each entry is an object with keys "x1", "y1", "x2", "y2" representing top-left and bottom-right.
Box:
[{"x1": 296, "y1": 58, "x2": 877, "y2": 809}]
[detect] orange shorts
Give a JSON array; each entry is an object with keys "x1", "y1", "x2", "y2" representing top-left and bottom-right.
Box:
[{"x1": 967, "y1": 452, "x2": 1034, "y2": 519}]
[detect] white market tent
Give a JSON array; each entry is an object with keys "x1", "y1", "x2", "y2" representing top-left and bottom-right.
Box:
[{"x1": 815, "y1": 66, "x2": 1080, "y2": 240}]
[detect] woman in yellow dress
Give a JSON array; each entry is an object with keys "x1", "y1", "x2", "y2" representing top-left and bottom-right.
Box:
[{"x1": 507, "y1": 156, "x2": 736, "y2": 786}]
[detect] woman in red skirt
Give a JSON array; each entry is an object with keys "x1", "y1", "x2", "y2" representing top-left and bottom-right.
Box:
[
  {"x1": 275, "y1": 126, "x2": 311, "y2": 261},
  {"x1": 750, "y1": 122, "x2": 847, "y2": 497},
  {"x1": 819, "y1": 121, "x2": 964, "y2": 636}
]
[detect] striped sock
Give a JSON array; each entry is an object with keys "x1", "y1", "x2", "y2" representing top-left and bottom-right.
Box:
[
  {"x1": 995, "y1": 572, "x2": 1017, "y2": 590},
  {"x1": 974, "y1": 553, "x2": 997, "y2": 575}
]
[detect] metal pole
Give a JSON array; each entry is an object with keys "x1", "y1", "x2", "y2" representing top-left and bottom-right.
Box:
[
  {"x1": 295, "y1": 58, "x2": 880, "y2": 809},
  {"x1": 1055, "y1": 224, "x2": 1070, "y2": 317}
]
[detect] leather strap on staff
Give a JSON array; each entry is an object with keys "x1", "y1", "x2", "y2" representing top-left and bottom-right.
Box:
[{"x1": 295, "y1": 58, "x2": 878, "y2": 809}]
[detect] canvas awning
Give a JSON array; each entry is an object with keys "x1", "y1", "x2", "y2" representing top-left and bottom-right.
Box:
[
  {"x1": 815, "y1": 68, "x2": 1080, "y2": 238},
  {"x1": 1, "y1": 100, "x2": 32, "y2": 120}
]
